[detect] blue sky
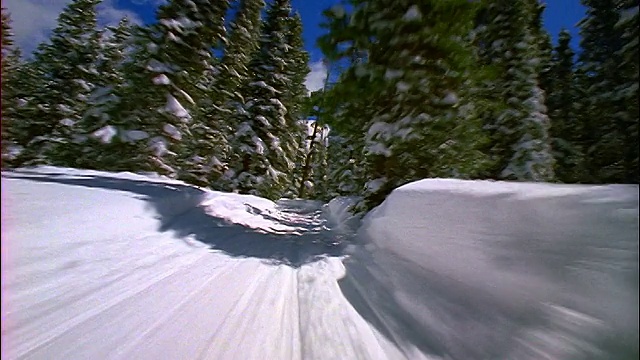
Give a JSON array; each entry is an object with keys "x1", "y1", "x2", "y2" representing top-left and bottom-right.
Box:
[
  {"x1": 5, "y1": 0, "x2": 586, "y2": 90},
  {"x1": 110, "y1": 0, "x2": 587, "y2": 63}
]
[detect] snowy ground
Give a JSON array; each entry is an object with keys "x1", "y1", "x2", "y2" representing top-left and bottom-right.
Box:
[{"x1": 1, "y1": 167, "x2": 638, "y2": 360}]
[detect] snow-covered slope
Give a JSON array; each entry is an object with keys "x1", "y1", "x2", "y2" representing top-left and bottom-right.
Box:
[
  {"x1": 354, "y1": 178, "x2": 639, "y2": 359},
  {"x1": 2, "y1": 168, "x2": 638, "y2": 360},
  {"x1": 1, "y1": 167, "x2": 406, "y2": 360}
]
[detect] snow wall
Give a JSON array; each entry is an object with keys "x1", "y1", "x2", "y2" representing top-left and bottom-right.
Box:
[{"x1": 347, "y1": 179, "x2": 639, "y2": 360}]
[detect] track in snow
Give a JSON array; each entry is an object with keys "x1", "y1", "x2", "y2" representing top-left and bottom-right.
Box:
[
  {"x1": 0, "y1": 169, "x2": 423, "y2": 360},
  {"x1": 3, "y1": 168, "x2": 637, "y2": 360}
]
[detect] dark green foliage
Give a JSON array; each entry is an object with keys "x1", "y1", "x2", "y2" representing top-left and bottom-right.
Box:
[
  {"x1": 547, "y1": 30, "x2": 585, "y2": 183},
  {"x1": 226, "y1": 0, "x2": 309, "y2": 200},
  {"x1": 1, "y1": 0, "x2": 636, "y2": 211},
  {"x1": 577, "y1": 0, "x2": 638, "y2": 183},
  {"x1": 1, "y1": 9, "x2": 23, "y2": 165},
  {"x1": 9, "y1": 0, "x2": 102, "y2": 167},
  {"x1": 474, "y1": 0, "x2": 554, "y2": 182},
  {"x1": 318, "y1": 0, "x2": 491, "y2": 211}
]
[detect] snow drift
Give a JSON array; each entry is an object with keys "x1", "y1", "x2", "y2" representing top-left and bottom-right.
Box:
[
  {"x1": 2, "y1": 167, "x2": 638, "y2": 360},
  {"x1": 348, "y1": 178, "x2": 639, "y2": 359}
]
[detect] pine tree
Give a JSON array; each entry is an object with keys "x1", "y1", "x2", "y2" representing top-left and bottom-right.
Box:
[
  {"x1": 331, "y1": 1, "x2": 490, "y2": 210},
  {"x1": 20, "y1": 0, "x2": 102, "y2": 166},
  {"x1": 226, "y1": 0, "x2": 307, "y2": 199},
  {"x1": 577, "y1": 0, "x2": 637, "y2": 183},
  {"x1": 1, "y1": 9, "x2": 25, "y2": 164},
  {"x1": 317, "y1": 3, "x2": 370, "y2": 200},
  {"x1": 297, "y1": 86, "x2": 331, "y2": 199},
  {"x1": 547, "y1": 30, "x2": 583, "y2": 183},
  {"x1": 529, "y1": 0, "x2": 554, "y2": 94},
  {"x1": 475, "y1": 0, "x2": 555, "y2": 182},
  {"x1": 76, "y1": 17, "x2": 140, "y2": 170},
  {"x1": 613, "y1": 0, "x2": 638, "y2": 183},
  {"x1": 112, "y1": 0, "x2": 230, "y2": 177},
  {"x1": 219, "y1": 0, "x2": 265, "y2": 98},
  {"x1": 283, "y1": 12, "x2": 310, "y2": 197},
  {"x1": 190, "y1": 0, "x2": 265, "y2": 188}
]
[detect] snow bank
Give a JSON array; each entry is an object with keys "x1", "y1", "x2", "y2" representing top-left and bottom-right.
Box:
[
  {"x1": 354, "y1": 178, "x2": 639, "y2": 359},
  {"x1": 201, "y1": 192, "x2": 305, "y2": 234},
  {"x1": 6, "y1": 167, "x2": 306, "y2": 236},
  {"x1": 4, "y1": 168, "x2": 637, "y2": 360},
  {"x1": 322, "y1": 196, "x2": 360, "y2": 235}
]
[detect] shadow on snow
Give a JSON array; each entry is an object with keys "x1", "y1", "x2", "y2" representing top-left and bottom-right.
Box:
[{"x1": 3, "y1": 170, "x2": 346, "y2": 268}]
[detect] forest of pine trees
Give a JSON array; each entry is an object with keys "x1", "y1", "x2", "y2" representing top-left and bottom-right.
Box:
[{"x1": 1, "y1": 0, "x2": 638, "y2": 212}]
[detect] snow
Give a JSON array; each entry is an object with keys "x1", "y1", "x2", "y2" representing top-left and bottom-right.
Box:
[
  {"x1": 252, "y1": 136, "x2": 266, "y2": 155},
  {"x1": 441, "y1": 92, "x2": 459, "y2": 105},
  {"x1": 148, "y1": 136, "x2": 169, "y2": 157},
  {"x1": 210, "y1": 156, "x2": 223, "y2": 167},
  {"x1": 365, "y1": 177, "x2": 386, "y2": 192},
  {"x1": 359, "y1": 178, "x2": 639, "y2": 359},
  {"x1": 617, "y1": 5, "x2": 638, "y2": 25},
  {"x1": 59, "y1": 118, "x2": 75, "y2": 127},
  {"x1": 165, "y1": 94, "x2": 190, "y2": 119},
  {"x1": 146, "y1": 43, "x2": 158, "y2": 53},
  {"x1": 396, "y1": 81, "x2": 411, "y2": 92},
  {"x1": 402, "y1": 5, "x2": 422, "y2": 21},
  {"x1": 178, "y1": 89, "x2": 195, "y2": 105},
  {"x1": 2, "y1": 168, "x2": 637, "y2": 360},
  {"x1": 152, "y1": 74, "x2": 171, "y2": 85},
  {"x1": 2, "y1": 144, "x2": 24, "y2": 160},
  {"x1": 123, "y1": 130, "x2": 149, "y2": 142},
  {"x1": 75, "y1": 79, "x2": 92, "y2": 92},
  {"x1": 146, "y1": 59, "x2": 173, "y2": 74},
  {"x1": 56, "y1": 104, "x2": 74, "y2": 114},
  {"x1": 92, "y1": 125, "x2": 117, "y2": 144},
  {"x1": 163, "y1": 123, "x2": 182, "y2": 141},
  {"x1": 397, "y1": 178, "x2": 596, "y2": 199},
  {"x1": 366, "y1": 142, "x2": 391, "y2": 156},
  {"x1": 384, "y1": 69, "x2": 404, "y2": 80},
  {"x1": 367, "y1": 121, "x2": 391, "y2": 138},
  {"x1": 270, "y1": 98, "x2": 286, "y2": 110},
  {"x1": 249, "y1": 81, "x2": 280, "y2": 94},
  {"x1": 256, "y1": 115, "x2": 269, "y2": 126},
  {"x1": 159, "y1": 17, "x2": 200, "y2": 32}
]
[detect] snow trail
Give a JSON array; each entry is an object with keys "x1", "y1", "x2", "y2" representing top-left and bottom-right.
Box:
[
  {"x1": 2, "y1": 167, "x2": 637, "y2": 360},
  {"x1": 1, "y1": 168, "x2": 401, "y2": 360}
]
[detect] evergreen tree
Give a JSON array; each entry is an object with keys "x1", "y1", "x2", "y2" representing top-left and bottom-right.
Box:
[
  {"x1": 577, "y1": 0, "x2": 637, "y2": 183},
  {"x1": 76, "y1": 17, "x2": 139, "y2": 170},
  {"x1": 1, "y1": 10, "x2": 17, "y2": 118},
  {"x1": 613, "y1": 0, "x2": 639, "y2": 183},
  {"x1": 319, "y1": 0, "x2": 491, "y2": 210},
  {"x1": 317, "y1": 3, "x2": 370, "y2": 200},
  {"x1": 193, "y1": 0, "x2": 265, "y2": 188},
  {"x1": 113, "y1": 0, "x2": 230, "y2": 177},
  {"x1": 547, "y1": 30, "x2": 584, "y2": 183},
  {"x1": 226, "y1": 0, "x2": 308, "y2": 200},
  {"x1": 21, "y1": 0, "x2": 102, "y2": 166},
  {"x1": 219, "y1": 0, "x2": 265, "y2": 98},
  {"x1": 297, "y1": 86, "x2": 331, "y2": 199},
  {"x1": 475, "y1": 0, "x2": 555, "y2": 182},
  {"x1": 528, "y1": 0, "x2": 554, "y2": 94},
  {"x1": 1, "y1": 10, "x2": 22, "y2": 163},
  {"x1": 283, "y1": 12, "x2": 310, "y2": 197}
]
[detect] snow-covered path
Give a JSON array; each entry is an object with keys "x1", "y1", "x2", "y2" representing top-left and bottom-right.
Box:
[
  {"x1": 2, "y1": 167, "x2": 638, "y2": 360},
  {"x1": 1, "y1": 168, "x2": 415, "y2": 360}
]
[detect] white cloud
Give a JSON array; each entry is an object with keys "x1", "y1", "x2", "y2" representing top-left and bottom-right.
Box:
[
  {"x1": 97, "y1": 0, "x2": 142, "y2": 28},
  {"x1": 304, "y1": 60, "x2": 327, "y2": 93},
  {"x1": 3, "y1": 0, "x2": 141, "y2": 55}
]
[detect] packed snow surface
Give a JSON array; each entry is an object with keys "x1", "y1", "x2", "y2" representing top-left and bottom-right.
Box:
[{"x1": 2, "y1": 168, "x2": 638, "y2": 360}]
